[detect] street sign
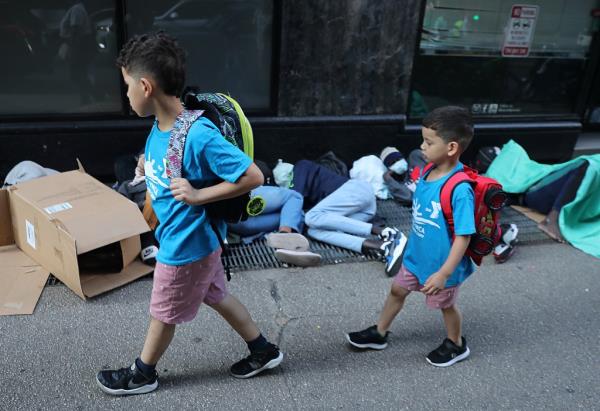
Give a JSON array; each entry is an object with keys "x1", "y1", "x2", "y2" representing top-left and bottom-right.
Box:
[{"x1": 502, "y1": 4, "x2": 539, "y2": 57}]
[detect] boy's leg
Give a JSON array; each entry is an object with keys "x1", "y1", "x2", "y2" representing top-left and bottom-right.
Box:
[
  {"x1": 208, "y1": 294, "x2": 260, "y2": 342},
  {"x1": 441, "y1": 305, "x2": 462, "y2": 346},
  {"x1": 208, "y1": 294, "x2": 283, "y2": 379},
  {"x1": 346, "y1": 268, "x2": 415, "y2": 350},
  {"x1": 140, "y1": 317, "x2": 176, "y2": 366},
  {"x1": 425, "y1": 293, "x2": 470, "y2": 367},
  {"x1": 377, "y1": 283, "x2": 411, "y2": 334}
]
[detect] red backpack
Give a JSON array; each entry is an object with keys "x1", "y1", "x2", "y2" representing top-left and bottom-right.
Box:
[{"x1": 411, "y1": 163, "x2": 508, "y2": 265}]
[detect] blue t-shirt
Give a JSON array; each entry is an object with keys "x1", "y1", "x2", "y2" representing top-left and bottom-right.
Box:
[
  {"x1": 144, "y1": 117, "x2": 252, "y2": 265},
  {"x1": 402, "y1": 162, "x2": 476, "y2": 287}
]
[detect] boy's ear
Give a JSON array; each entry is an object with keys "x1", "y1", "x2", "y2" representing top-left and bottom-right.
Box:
[
  {"x1": 447, "y1": 141, "x2": 460, "y2": 156},
  {"x1": 140, "y1": 77, "x2": 153, "y2": 97}
]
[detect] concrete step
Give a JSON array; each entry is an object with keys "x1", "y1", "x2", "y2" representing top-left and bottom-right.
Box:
[{"x1": 573, "y1": 132, "x2": 600, "y2": 157}]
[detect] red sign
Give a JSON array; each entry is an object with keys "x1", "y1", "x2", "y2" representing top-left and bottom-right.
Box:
[{"x1": 502, "y1": 5, "x2": 539, "y2": 57}]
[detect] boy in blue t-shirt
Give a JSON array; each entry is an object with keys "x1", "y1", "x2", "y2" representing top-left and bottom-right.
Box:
[
  {"x1": 96, "y1": 32, "x2": 282, "y2": 396},
  {"x1": 347, "y1": 106, "x2": 476, "y2": 367}
]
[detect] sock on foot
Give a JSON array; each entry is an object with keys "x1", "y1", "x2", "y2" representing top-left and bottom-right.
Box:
[
  {"x1": 135, "y1": 357, "x2": 156, "y2": 376},
  {"x1": 246, "y1": 334, "x2": 269, "y2": 353}
]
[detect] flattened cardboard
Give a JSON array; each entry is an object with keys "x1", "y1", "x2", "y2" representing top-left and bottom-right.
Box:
[
  {"x1": 511, "y1": 205, "x2": 546, "y2": 224},
  {"x1": 0, "y1": 189, "x2": 13, "y2": 246},
  {"x1": 0, "y1": 245, "x2": 49, "y2": 316},
  {"x1": 81, "y1": 259, "x2": 155, "y2": 298},
  {"x1": 1, "y1": 169, "x2": 153, "y2": 309}
]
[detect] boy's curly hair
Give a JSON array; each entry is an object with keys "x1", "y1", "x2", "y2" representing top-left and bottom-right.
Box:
[
  {"x1": 422, "y1": 106, "x2": 474, "y2": 152},
  {"x1": 116, "y1": 31, "x2": 186, "y2": 97}
]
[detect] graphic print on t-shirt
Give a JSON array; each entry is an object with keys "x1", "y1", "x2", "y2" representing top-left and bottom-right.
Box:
[
  {"x1": 411, "y1": 197, "x2": 441, "y2": 238},
  {"x1": 145, "y1": 152, "x2": 169, "y2": 200}
]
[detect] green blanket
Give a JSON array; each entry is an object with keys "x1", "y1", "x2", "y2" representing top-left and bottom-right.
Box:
[{"x1": 486, "y1": 140, "x2": 600, "y2": 258}]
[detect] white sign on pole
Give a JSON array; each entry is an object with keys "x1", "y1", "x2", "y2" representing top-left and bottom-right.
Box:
[{"x1": 502, "y1": 5, "x2": 539, "y2": 57}]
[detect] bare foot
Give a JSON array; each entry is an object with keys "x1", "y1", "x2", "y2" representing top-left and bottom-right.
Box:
[{"x1": 537, "y1": 210, "x2": 565, "y2": 243}]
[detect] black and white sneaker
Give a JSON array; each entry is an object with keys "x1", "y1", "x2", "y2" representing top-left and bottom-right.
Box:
[
  {"x1": 346, "y1": 325, "x2": 389, "y2": 350},
  {"x1": 230, "y1": 343, "x2": 283, "y2": 379},
  {"x1": 500, "y1": 223, "x2": 519, "y2": 246},
  {"x1": 426, "y1": 337, "x2": 470, "y2": 367},
  {"x1": 140, "y1": 245, "x2": 158, "y2": 266},
  {"x1": 96, "y1": 362, "x2": 158, "y2": 396},
  {"x1": 378, "y1": 227, "x2": 399, "y2": 242},
  {"x1": 382, "y1": 232, "x2": 408, "y2": 277},
  {"x1": 493, "y1": 242, "x2": 515, "y2": 264}
]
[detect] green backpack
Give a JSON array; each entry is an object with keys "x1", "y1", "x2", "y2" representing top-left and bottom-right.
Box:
[
  {"x1": 164, "y1": 89, "x2": 261, "y2": 279},
  {"x1": 182, "y1": 88, "x2": 254, "y2": 160}
]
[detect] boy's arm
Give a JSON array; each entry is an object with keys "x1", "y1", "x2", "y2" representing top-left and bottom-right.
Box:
[
  {"x1": 170, "y1": 163, "x2": 264, "y2": 206},
  {"x1": 421, "y1": 234, "x2": 470, "y2": 295}
]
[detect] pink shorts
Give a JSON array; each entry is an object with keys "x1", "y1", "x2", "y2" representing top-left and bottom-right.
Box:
[
  {"x1": 393, "y1": 265, "x2": 460, "y2": 309},
  {"x1": 150, "y1": 248, "x2": 228, "y2": 324}
]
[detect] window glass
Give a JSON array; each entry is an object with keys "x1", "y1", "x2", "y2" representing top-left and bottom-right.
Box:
[
  {"x1": 125, "y1": 0, "x2": 274, "y2": 111},
  {"x1": 410, "y1": 0, "x2": 599, "y2": 118},
  {"x1": 0, "y1": 1, "x2": 122, "y2": 115}
]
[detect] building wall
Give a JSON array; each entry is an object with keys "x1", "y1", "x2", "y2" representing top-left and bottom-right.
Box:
[{"x1": 278, "y1": 0, "x2": 422, "y2": 116}]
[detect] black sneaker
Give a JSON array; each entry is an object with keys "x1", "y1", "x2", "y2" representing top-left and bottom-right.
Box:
[
  {"x1": 382, "y1": 232, "x2": 408, "y2": 277},
  {"x1": 230, "y1": 343, "x2": 283, "y2": 379},
  {"x1": 346, "y1": 325, "x2": 389, "y2": 350},
  {"x1": 96, "y1": 362, "x2": 158, "y2": 396},
  {"x1": 426, "y1": 337, "x2": 470, "y2": 367}
]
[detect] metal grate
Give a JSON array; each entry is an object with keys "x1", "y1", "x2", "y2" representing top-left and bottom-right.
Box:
[{"x1": 44, "y1": 200, "x2": 551, "y2": 284}]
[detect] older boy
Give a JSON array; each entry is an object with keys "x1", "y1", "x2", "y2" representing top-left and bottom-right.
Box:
[{"x1": 96, "y1": 32, "x2": 282, "y2": 396}]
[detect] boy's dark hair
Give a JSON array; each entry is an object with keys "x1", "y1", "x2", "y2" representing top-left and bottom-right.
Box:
[
  {"x1": 422, "y1": 106, "x2": 474, "y2": 151},
  {"x1": 116, "y1": 31, "x2": 186, "y2": 97}
]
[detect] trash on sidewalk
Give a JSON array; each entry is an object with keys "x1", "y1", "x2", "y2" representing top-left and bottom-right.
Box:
[{"x1": 0, "y1": 164, "x2": 154, "y2": 316}]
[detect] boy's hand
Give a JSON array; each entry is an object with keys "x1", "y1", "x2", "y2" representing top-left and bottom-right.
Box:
[
  {"x1": 422, "y1": 271, "x2": 449, "y2": 295},
  {"x1": 170, "y1": 178, "x2": 199, "y2": 205},
  {"x1": 129, "y1": 154, "x2": 146, "y2": 186}
]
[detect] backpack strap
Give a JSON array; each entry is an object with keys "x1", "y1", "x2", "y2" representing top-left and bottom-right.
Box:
[
  {"x1": 410, "y1": 162, "x2": 434, "y2": 182},
  {"x1": 439, "y1": 170, "x2": 474, "y2": 237},
  {"x1": 165, "y1": 109, "x2": 204, "y2": 178},
  {"x1": 164, "y1": 109, "x2": 233, "y2": 281}
]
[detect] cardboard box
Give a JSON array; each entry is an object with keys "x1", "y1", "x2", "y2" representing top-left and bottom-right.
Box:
[{"x1": 0, "y1": 168, "x2": 153, "y2": 315}]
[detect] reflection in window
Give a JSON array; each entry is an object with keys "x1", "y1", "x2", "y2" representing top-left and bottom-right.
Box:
[
  {"x1": 411, "y1": 0, "x2": 599, "y2": 117},
  {"x1": 125, "y1": 0, "x2": 273, "y2": 111},
  {"x1": 0, "y1": 1, "x2": 122, "y2": 115}
]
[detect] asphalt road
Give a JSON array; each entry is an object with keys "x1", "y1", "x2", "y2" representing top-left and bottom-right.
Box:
[{"x1": 0, "y1": 242, "x2": 598, "y2": 410}]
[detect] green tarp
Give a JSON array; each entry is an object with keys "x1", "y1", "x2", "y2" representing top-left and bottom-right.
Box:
[{"x1": 486, "y1": 140, "x2": 600, "y2": 259}]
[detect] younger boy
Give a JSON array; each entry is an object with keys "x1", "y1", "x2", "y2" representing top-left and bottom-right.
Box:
[
  {"x1": 346, "y1": 106, "x2": 476, "y2": 367},
  {"x1": 96, "y1": 32, "x2": 282, "y2": 396}
]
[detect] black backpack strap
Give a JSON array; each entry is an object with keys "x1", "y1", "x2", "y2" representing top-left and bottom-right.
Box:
[{"x1": 209, "y1": 219, "x2": 232, "y2": 281}]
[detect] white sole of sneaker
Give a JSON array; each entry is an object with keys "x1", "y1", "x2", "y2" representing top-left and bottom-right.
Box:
[
  {"x1": 345, "y1": 334, "x2": 388, "y2": 350},
  {"x1": 385, "y1": 233, "x2": 407, "y2": 276},
  {"x1": 230, "y1": 351, "x2": 284, "y2": 379},
  {"x1": 266, "y1": 233, "x2": 310, "y2": 251},
  {"x1": 95, "y1": 376, "x2": 158, "y2": 396},
  {"x1": 426, "y1": 346, "x2": 471, "y2": 367}
]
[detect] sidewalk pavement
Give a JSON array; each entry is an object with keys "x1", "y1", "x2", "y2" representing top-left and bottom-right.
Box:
[{"x1": 1, "y1": 241, "x2": 598, "y2": 410}]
